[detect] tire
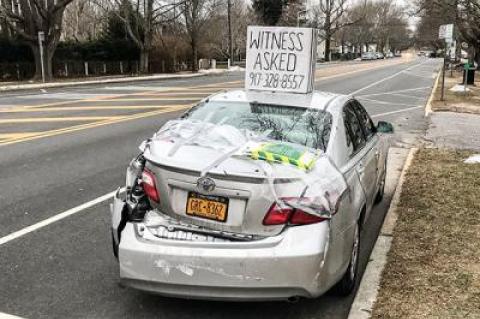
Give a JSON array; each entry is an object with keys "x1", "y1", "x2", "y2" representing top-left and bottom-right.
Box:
[
  {"x1": 374, "y1": 159, "x2": 387, "y2": 204},
  {"x1": 332, "y1": 223, "x2": 360, "y2": 296},
  {"x1": 111, "y1": 230, "x2": 119, "y2": 259}
]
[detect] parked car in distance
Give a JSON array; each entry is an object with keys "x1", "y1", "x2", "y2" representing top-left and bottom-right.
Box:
[
  {"x1": 394, "y1": 51, "x2": 402, "y2": 57},
  {"x1": 375, "y1": 52, "x2": 385, "y2": 59},
  {"x1": 385, "y1": 52, "x2": 394, "y2": 59},
  {"x1": 111, "y1": 89, "x2": 393, "y2": 301},
  {"x1": 361, "y1": 52, "x2": 376, "y2": 60}
]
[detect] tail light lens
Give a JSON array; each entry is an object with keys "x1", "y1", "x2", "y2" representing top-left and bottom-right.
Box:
[
  {"x1": 141, "y1": 169, "x2": 159, "y2": 203},
  {"x1": 262, "y1": 204, "x2": 293, "y2": 225},
  {"x1": 289, "y1": 209, "x2": 326, "y2": 225},
  {"x1": 263, "y1": 197, "x2": 329, "y2": 226}
]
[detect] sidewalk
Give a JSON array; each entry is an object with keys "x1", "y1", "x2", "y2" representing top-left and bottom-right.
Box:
[{"x1": 0, "y1": 69, "x2": 230, "y2": 92}]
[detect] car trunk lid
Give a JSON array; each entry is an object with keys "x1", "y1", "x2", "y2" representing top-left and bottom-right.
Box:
[{"x1": 140, "y1": 120, "x2": 346, "y2": 237}]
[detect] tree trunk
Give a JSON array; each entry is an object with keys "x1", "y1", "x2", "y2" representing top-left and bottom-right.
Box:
[
  {"x1": 324, "y1": 36, "x2": 331, "y2": 62},
  {"x1": 140, "y1": 49, "x2": 149, "y2": 73},
  {"x1": 191, "y1": 36, "x2": 199, "y2": 72},
  {"x1": 45, "y1": 46, "x2": 54, "y2": 80},
  {"x1": 31, "y1": 44, "x2": 43, "y2": 81},
  {"x1": 29, "y1": 41, "x2": 57, "y2": 81}
]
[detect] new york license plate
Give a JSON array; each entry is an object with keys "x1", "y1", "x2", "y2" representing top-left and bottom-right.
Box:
[{"x1": 186, "y1": 192, "x2": 229, "y2": 222}]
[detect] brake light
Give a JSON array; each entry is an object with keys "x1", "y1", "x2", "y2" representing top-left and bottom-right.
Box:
[
  {"x1": 263, "y1": 197, "x2": 328, "y2": 226},
  {"x1": 141, "y1": 169, "x2": 159, "y2": 202},
  {"x1": 263, "y1": 203, "x2": 293, "y2": 225},
  {"x1": 290, "y1": 209, "x2": 326, "y2": 225}
]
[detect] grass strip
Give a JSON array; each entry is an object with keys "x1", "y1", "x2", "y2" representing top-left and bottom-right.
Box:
[{"x1": 372, "y1": 148, "x2": 480, "y2": 318}]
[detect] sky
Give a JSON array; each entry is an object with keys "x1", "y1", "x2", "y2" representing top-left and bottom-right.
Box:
[{"x1": 245, "y1": 0, "x2": 418, "y2": 30}]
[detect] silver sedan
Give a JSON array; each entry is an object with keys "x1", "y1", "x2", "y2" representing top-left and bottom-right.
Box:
[{"x1": 111, "y1": 89, "x2": 393, "y2": 301}]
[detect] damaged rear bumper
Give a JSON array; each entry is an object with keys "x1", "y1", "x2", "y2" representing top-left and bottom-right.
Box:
[{"x1": 118, "y1": 221, "x2": 330, "y2": 301}]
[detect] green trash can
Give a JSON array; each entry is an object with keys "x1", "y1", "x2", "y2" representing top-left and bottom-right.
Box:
[{"x1": 463, "y1": 63, "x2": 476, "y2": 85}]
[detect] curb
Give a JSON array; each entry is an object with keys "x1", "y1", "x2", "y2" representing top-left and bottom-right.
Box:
[
  {"x1": 424, "y1": 68, "x2": 442, "y2": 116},
  {"x1": 347, "y1": 147, "x2": 417, "y2": 319},
  {"x1": 0, "y1": 70, "x2": 228, "y2": 92}
]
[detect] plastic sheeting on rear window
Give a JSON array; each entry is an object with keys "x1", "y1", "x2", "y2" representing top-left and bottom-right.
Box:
[{"x1": 141, "y1": 114, "x2": 348, "y2": 220}]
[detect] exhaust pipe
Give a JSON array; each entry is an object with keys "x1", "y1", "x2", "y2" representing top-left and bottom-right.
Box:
[{"x1": 287, "y1": 296, "x2": 300, "y2": 303}]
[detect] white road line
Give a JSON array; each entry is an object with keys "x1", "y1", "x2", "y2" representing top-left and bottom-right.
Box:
[
  {"x1": 371, "y1": 105, "x2": 423, "y2": 118},
  {"x1": 0, "y1": 188, "x2": 124, "y2": 246},
  {"x1": 0, "y1": 312, "x2": 26, "y2": 319},
  {"x1": 350, "y1": 60, "x2": 429, "y2": 96},
  {"x1": 376, "y1": 92, "x2": 425, "y2": 100},
  {"x1": 357, "y1": 86, "x2": 431, "y2": 97},
  {"x1": 357, "y1": 97, "x2": 421, "y2": 107}
]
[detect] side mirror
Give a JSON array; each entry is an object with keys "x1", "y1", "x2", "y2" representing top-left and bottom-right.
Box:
[{"x1": 377, "y1": 121, "x2": 394, "y2": 133}]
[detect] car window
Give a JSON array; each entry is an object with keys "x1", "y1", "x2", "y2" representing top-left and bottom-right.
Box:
[
  {"x1": 182, "y1": 101, "x2": 333, "y2": 151},
  {"x1": 352, "y1": 101, "x2": 376, "y2": 140},
  {"x1": 343, "y1": 103, "x2": 366, "y2": 153}
]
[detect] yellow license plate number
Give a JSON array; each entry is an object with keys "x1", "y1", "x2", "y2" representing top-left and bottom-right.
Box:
[{"x1": 186, "y1": 192, "x2": 229, "y2": 222}]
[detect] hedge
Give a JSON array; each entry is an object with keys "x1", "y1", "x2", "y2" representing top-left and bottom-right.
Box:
[{"x1": 0, "y1": 38, "x2": 139, "y2": 63}]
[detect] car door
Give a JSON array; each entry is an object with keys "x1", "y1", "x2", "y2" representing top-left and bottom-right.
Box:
[
  {"x1": 352, "y1": 100, "x2": 382, "y2": 192},
  {"x1": 343, "y1": 102, "x2": 378, "y2": 210}
]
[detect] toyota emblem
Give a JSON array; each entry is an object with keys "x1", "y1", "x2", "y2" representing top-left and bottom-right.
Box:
[{"x1": 197, "y1": 176, "x2": 216, "y2": 192}]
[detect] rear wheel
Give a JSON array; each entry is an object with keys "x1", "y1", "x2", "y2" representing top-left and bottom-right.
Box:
[
  {"x1": 375, "y1": 160, "x2": 387, "y2": 204},
  {"x1": 111, "y1": 230, "x2": 119, "y2": 259},
  {"x1": 332, "y1": 223, "x2": 360, "y2": 296}
]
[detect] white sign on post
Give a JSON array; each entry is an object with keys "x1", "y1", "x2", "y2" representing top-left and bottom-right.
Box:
[
  {"x1": 439, "y1": 24, "x2": 453, "y2": 41},
  {"x1": 245, "y1": 26, "x2": 317, "y2": 94}
]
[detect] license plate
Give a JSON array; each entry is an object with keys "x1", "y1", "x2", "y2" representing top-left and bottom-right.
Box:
[{"x1": 186, "y1": 192, "x2": 229, "y2": 222}]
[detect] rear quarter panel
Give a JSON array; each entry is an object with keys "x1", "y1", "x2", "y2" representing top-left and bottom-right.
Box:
[{"x1": 324, "y1": 106, "x2": 367, "y2": 277}]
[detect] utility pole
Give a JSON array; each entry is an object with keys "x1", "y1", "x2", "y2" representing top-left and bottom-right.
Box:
[{"x1": 227, "y1": 0, "x2": 234, "y2": 66}]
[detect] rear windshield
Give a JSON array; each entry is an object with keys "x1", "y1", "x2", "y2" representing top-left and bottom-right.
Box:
[{"x1": 182, "y1": 101, "x2": 333, "y2": 151}]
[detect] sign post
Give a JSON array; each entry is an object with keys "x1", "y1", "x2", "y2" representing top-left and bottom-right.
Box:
[
  {"x1": 439, "y1": 24, "x2": 454, "y2": 101},
  {"x1": 245, "y1": 26, "x2": 317, "y2": 94},
  {"x1": 38, "y1": 31, "x2": 46, "y2": 83}
]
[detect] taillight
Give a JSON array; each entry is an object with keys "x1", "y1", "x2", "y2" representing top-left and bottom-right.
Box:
[
  {"x1": 262, "y1": 203, "x2": 293, "y2": 225},
  {"x1": 263, "y1": 197, "x2": 328, "y2": 226},
  {"x1": 141, "y1": 169, "x2": 159, "y2": 203},
  {"x1": 289, "y1": 209, "x2": 326, "y2": 225}
]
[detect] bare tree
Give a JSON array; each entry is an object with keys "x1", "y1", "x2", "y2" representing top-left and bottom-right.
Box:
[
  {"x1": 63, "y1": 0, "x2": 106, "y2": 41},
  {"x1": 343, "y1": 2, "x2": 375, "y2": 54},
  {"x1": 0, "y1": 0, "x2": 75, "y2": 80},
  {"x1": 373, "y1": 1, "x2": 409, "y2": 52},
  {"x1": 415, "y1": 0, "x2": 480, "y2": 62},
  {"x1": 204, "y1": 0, "x2": 248, "y2": 61},
  {"x1": 310, "y1": 0, "x2": 351, "y2": 61},
  {"x1": 183, "y1": 0, "x2": 219, "y2": 71},
  {"x1": 342, "y1": 0, "x2": 409, "y2": 55},
  {"x1": 95, "y1": 0, "x2": 184, "y2": 73}
]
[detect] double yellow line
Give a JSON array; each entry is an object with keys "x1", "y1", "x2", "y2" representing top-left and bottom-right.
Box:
[
  {"x1": 0, "y1": 105, "x2": 190, "y2": 147},
  {"x1": 0, "y1": 80, "x2": 243, "y2": 146}
]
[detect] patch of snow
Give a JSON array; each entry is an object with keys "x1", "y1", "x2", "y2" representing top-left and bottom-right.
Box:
[
  {"x1": 449, "y1": 84, "x2": 470, "y2": 92},
  {"x1": 198, "y1": 69, "x2": 225, "y2": 74},
  {"x1": 464, "y1": 154, "x2": 480, "y2": 164},
  {"x1": 228, "y1": 66, "x2": 245, "y2": 72}
]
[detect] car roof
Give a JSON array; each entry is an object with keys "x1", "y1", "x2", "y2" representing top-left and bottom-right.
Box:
[{"x1": 207, "y1": 89, "x2": 351, "y2": 112}]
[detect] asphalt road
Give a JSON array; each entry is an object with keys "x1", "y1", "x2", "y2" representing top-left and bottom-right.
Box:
[{"x1": 0, "y1": 57, "x2": 442, "y2": 319}]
